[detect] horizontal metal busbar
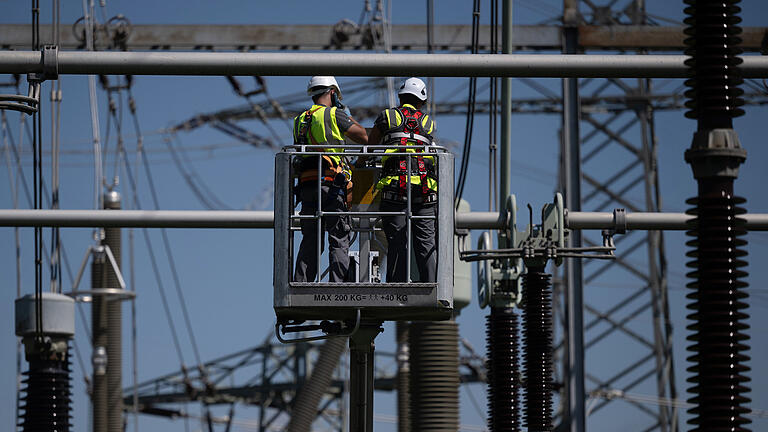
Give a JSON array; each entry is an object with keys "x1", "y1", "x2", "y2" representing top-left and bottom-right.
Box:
[
  {"x1": 1, "y1": 209, "x2": 766, "y2": 230},
  {"x1": 565, "y1": 210, "x2": 768, "y2": 231},
  {"x1": 0, "y1": 209, "x2": 274, "y2": 228},
  {"x1": 2, "y1": 50, "x2": 768, "y2": 78}
]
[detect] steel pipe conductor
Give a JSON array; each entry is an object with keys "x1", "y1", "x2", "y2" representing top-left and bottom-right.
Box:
[
  {"x1": 1, "y1": 50, "x2": 767, "y2": 78},
  {"x1": 0, "y1": 209, "x2": 275, "y2": 228},
  {"x1": 0, "y1": 209, "x2": 766, "y2": 231},
  {"x1": 565, "y1": 211, "x2": 768, "y2": 231}
]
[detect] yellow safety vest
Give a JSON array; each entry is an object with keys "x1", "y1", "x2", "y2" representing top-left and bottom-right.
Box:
[
  {"x1": 293, "y1": 104, "x2": 350, "y2": 181},
  {"x1": 376, "y1": 104, "x2": 437, "y2": 192}
]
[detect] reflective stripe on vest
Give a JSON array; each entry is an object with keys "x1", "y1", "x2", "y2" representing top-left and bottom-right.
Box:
[{"x1": 293, "y1": 104, "x2": 347, "y2": 169}]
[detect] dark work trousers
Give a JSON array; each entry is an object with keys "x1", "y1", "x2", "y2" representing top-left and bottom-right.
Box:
[
  {"x1": 294, "y1": 183, "x2": 351, "y2": 282},
  {"x1": 381, "y1": 200, "x2": 437, "y2": 282}
]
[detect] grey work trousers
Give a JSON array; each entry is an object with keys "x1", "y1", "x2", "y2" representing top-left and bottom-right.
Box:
[
  {"x1": 294, "y1": 183, "x2": 351, "y2": 282},
  {"x1": 381, "y1": 200, "x2": 437, "y2": 282}
]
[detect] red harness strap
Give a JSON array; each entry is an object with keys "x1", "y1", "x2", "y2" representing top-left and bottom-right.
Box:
[{"x1": 395, "y1": 108, "x2": 431, "y2": 199}]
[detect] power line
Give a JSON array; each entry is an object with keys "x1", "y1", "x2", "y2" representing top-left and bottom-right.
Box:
[
  {"x1": 123, "y1": 89, "x2": 211, "y2": 380},
  {"x1": 455, "y1": 0, "x2": 482, "y2": 208},
  {"x1": 164, "y1": 131, "x2": 233, "y2": 210}
]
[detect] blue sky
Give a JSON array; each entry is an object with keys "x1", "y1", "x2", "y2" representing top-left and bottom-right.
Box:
[{"x1": 1, "y1": 0, "x2": 767, "y2": 431}]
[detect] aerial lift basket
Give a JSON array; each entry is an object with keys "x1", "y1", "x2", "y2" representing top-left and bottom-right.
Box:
[{"x1": 273, "y1": 145, "x2": 454, "y2": 323}]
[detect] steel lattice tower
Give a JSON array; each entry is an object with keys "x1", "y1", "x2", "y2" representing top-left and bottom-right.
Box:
[{"x1": 555, "y1": 1, "x2": 678, "y2": 431}]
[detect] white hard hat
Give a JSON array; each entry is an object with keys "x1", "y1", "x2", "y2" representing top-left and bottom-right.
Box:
[
  {"x1": 307, "y1": 76, "x2": 342, "y2": 100},
  {"x1": 398, "y1": 77, "x2": 427, "y2": 101}
]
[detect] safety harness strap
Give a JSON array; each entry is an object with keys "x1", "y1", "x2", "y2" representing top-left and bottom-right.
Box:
[
  {"x1": 388, "y1": 107, "x2": 434, "y2": 199},
  {"x1": 382, "y1": 131, "x2": 432, "y2": 146}
]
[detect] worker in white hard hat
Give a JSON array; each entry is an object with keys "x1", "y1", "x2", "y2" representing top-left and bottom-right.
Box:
[
  {"x1": 293, "y1": 76, "x2": 368, "y2": 283},
  {"x1": 366, "y1": 77, "x2": 438, "y2": 282}
]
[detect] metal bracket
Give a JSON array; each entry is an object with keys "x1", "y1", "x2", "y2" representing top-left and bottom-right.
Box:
[
  {"x1": 0, "y1": 56, "x2": 50, "y2": 114},
  {"x1": 476, "y1": 232, "x2": 492, "y2": 309},
  {"x1": 65, "y1": 244, "x2": 135, "y2": 303},
  {"x1": 275, "y1": 309, "x2": 361, "y2": 344},
  {"x1": 25, "y1": 46, "x2": 58, "y2": 84},
  {"x1": 473, "y1": 196, "x2": 524, "y2": 310},
  {"x1": 466, "y1": 193, "x2": 618, "y2": 310},
  {"x1": 461, "y1": 193, "x2": 616, "y2": 265}
]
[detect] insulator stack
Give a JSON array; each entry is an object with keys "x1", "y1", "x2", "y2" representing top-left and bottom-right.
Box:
[
  {"x1": 104, "y1": 213, "x2": 123, "y2": 432},
  {"x1": 486, "y1": 307, "x2": 521, "y2": 432},
  {"x1": 409, "y1": 321, "x2": 459, "y2": 431},
  {"x1": 19, "y1": 348, "x2": 72, "y2": 431},
  {"x1": 523, "y1": 268, "x2": 553, "y2": 432},
  {"x1": 287, "y1": 338, "x2": 346, "y2": 432},
  {"x1": 91, "y1": 254, "x2": 108, "y2": 432},
  {"x1": 685, "y1": 185, "x2": 750, "y2": 431},
  {"x1": 683, "y1": 1, "x2": 751, "y2": 431},
  {"x1": 683, "y1": 0, "x2": 744, "y2": 126}
]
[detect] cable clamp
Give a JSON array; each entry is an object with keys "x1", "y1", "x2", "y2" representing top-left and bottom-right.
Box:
[
  {"x1": 612, "y1": 208, "x2": 627, "y2": 234},
  {"x1": 42, "y1": 45, "x2": 59, "y2": 80}
]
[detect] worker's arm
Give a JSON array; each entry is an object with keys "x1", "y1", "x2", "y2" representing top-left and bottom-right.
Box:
[
  {"x1": 333, "y1": 107, "x2": 368, "y2": 145},
  {"x1": 344, "y1": 118, "x2": 369, "y2": 145}
]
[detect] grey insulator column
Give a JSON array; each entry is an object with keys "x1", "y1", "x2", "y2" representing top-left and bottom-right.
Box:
[
  {"x1": 91, "y1": 245, "x2": 107, "y2": 432},
  {"x1": 104, "y1": 191, "x2": 123, "y2": 432},
  {"x1": 286, "y1": 338, "x2": 347, "y2": 432},
  {"x1": 409, "y1": 321, "x2": 459, "y2": 431},
  {"x1": 16, "y1": 293, "x2": 75, "y2": 432},
  {"x1": 396, "y1": 321, "x2": 411, "y2": 432}
]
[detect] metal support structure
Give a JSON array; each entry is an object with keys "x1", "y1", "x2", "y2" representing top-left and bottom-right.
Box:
[
  {"x1": 166, "y1": 84, "x2": 768, "y2": 136},
  {"x1": 561, "y1": 2, "x2": 585, "y2": 429},
  {"x1": 553, "y1": 2, "x2": 679, "y2": 431},
  {"x1": 1, "y1": 50, "x2": 768, "y2": 78},
  {"x1": 348, "y1": 323, "x2": 382, "y2": 432},
  {"x1": 499, "y1": 0, "x2": 512, "y2": 208},
  {"x1": 123, "y1": 335, "x2": 485, "y2": 431},
  {"x1": 2, "y1": 23, "x2": 767, "y2": 52},
  {"x1": 486, "y1": 1, "x2": 522, "y2": 430}
]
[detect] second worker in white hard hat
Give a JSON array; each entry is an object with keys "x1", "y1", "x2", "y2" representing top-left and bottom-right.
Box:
[
  {"x1": 293, "y1": 76, "x2": 368, "y2": 282},
  {"x1": 367, "y1": 77, "x2": 438, "y2": 282}
]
